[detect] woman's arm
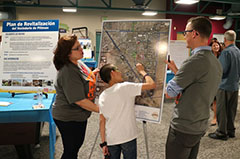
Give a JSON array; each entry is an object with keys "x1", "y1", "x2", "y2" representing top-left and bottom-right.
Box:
[{"x1": 75, "y1": 99, "x2": 99, "y2": 113}]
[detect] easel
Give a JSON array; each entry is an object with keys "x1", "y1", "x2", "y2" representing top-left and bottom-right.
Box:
[
  {"x1": 88, "y1": 121, "x2": 150, "y2": 159},
  {"x1": 72, "y1": 27, "x2": 88, "y2": 39},
  {"x1": 142, "y1": 121, "x2": 150, "y2": 159}
]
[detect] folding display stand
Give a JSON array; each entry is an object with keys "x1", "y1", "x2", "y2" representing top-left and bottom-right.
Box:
[
  {"x1": 143, "y1": 121, "x2": 150, "y2": 159},
  {"x1": 72, "y1": 27, "x2": 88, "y2": 39},
  {"x1": 88, "y1": 129, "x2": 100, "y2": 159}
]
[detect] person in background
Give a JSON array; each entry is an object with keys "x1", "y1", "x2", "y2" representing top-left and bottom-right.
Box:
[
  {"x1": 211, "y1": 37, "x2": 218, "y2": 42},
  {"x1": 220, "y1": 42, "x2": 226, "y2": 50},
  {"x1": 208, "y1": 30, "x2": 240, "y2": 140},
  {"x1": 52, "y1": 35, "x2": 99, "y2": 159},
  {"x1": 210, "y1": 38, "x2": 222, "y2": 58},
  {"x1": 99, "y1": 63, "x2": 156, "y2": 159},
  {"x1": 209, "y1": 39, "x2": 222, "y2": 126},
  {"x1": 165, "y1": 16, "x2": 222, "y2": 159}
]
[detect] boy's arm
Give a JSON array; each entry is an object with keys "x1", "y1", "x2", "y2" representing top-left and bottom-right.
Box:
[
  {"x1": 99, "y1": 114, "x2": 106, "y2": 143},
  {"x1": 136, "y1": 63, "x2": 156, "y2": 90},
  {"x1": 99, "y1": 114, "x2": 109, "y2": 156}
]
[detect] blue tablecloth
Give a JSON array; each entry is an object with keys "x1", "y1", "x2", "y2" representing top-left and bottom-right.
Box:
[
  {"x1": 166, "y1": 70, "x2": 175, "y2": 83},
  {"x1": 0, "y1": 93, "x2": 56, "y2": 159}
]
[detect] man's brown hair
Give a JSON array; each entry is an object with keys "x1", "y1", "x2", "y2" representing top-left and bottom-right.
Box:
[{"x1": 187, "y1": 16, "x2": 212, "y2": 39}]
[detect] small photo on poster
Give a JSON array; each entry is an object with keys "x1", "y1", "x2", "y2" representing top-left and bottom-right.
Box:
[{"x1": 2, "y1": 79, "x2": 12, "y2": 86}]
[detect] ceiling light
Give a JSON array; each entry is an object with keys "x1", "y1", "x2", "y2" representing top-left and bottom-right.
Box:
[
  {"x1": 228, "y1": 12, "x2": 240, "y2": 16},
  {"x1": 174, "y1": 0, "x2": 200, "y2": 5},
  {"x1": 209, "y1": 15, "x2": 226, "y2": 20},
  {"x1": 0, "y1": 12, "x2": 9, "y2": 20},
  {"x1": 14, "y1": 0, "x2": 34, "y2": 4},
  {"x1": 62, "y1": 7, "x2": 77, "y2": 13},
  {"x1": 142, "y1": 11, "x2": 158, "y2": 16}
]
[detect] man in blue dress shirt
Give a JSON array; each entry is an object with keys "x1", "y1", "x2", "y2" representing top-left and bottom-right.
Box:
[
  {"x1": 208, "y1": 30, "x2": 240, "y2": 140},
  {"x1": 165, "y1": 16, "x2": 222, "y2": 159}
]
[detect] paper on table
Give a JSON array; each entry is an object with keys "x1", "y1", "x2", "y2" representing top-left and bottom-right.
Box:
[
  {"x1": 32, "y1": 104, "x2": 45, "y2": 109},
  {"x1": 0, "y1": 101, "x2": 12, "y2": 106}
]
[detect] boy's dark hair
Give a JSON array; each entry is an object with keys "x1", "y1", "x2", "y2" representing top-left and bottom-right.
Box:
[
  {"x1": 100, "y1": 64, "x2": 117, "y2": 83},
  {"x1": 187, "y1": 16, "x2": 212, "y2": 39}
]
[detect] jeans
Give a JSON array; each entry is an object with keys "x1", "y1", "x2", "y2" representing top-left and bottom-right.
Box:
[{"x1": 107, "y1": 138, "x2": 137, "y2": 159}]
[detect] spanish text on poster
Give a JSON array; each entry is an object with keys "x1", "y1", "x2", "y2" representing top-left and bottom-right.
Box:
[{"x1": 0, "y1": 19, "x2": 59, "y2": 93}]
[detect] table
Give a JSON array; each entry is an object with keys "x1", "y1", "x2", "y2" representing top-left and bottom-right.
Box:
[
  {"x1": 0, "y1": 93, "x2": 56, "y2": 159},
  {"x1": 166, "y1": 70, "x2": 175, "y2": 83},
  {"x1": 81, "y1": 58, "x2": 97, "y2": 68}
]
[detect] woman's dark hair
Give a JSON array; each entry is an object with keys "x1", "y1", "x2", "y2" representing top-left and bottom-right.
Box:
[
  {"x1": 100, "y1": 64, "x2": 117, "y2": 83},
  {"x1": 53, "y1": 35, "x2": 77, "y2": 70},
  {"x1": 209, "y1": 40, "x2": 222, "y2": 58},
  {"x1": 210, "y1": 37, "x2": 218, "y2": 42}
]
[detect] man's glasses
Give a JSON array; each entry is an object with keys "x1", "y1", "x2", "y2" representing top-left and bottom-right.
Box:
[
  {"x1": 72, "y1": 45, "x2": 81, "y2": 51},
  {"x1": 182, "y1": 30, "x2": 194, "y2": 36}
]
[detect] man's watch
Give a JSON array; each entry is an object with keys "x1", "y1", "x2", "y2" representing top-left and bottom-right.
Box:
[{"x1": 100, "y1": 141, "x2": 107, "y2": 148}]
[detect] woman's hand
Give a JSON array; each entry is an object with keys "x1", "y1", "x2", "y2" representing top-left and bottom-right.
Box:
[{"x1": 92, "y1": 68, "x2": 100, "y2": 75}]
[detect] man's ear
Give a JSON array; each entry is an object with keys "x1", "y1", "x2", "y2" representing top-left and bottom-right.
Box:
[
  {"x1": 224, "y1": 37, "x2": 226, "y2": 42},
  {"x1": 193, "y1": 31, "x2": 199, "y2": 38},
  {"x1": 110, "y1": 70, "x2": 115, "y2": 78}
]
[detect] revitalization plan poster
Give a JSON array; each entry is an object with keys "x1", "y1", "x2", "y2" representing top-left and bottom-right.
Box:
[
  {"x1": 96, "y1": 20, "x2": 171, "y2": 123},
  {"x1": 0, "y1": 19, "x2": 59, "y2": 93}
]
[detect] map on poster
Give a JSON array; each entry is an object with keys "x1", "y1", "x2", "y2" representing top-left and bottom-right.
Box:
[
  {"x1": 0, "y1": 19, "x2": 59, "y2": 93},
  {"x1": 96, "y1": 20, "x2": 171, "y2": 123}
]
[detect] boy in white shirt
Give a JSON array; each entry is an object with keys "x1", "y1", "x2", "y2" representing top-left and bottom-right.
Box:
[{"x1": 99, "y1": 63, "x2": 156, "y2": 159}]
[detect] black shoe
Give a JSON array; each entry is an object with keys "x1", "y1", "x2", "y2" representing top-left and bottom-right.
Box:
[
  {"x1": 210, "y1": 123, "x2": 216, "y2": 126},
  {"x1": 208, "y1": 132, "x2": 228, "y2": 141},
  {"x1": 228, "y1": 133, "x2": 235, "y2": 138}
]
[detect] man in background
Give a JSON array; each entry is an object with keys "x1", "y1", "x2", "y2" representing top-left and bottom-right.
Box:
[{"x1": 209, "y1": 30, "x2": 240, "y2": 140}]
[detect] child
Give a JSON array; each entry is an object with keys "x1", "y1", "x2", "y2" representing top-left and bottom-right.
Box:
[{"x1": 99, "y1": 63, "x2": 156, "y2": 159}]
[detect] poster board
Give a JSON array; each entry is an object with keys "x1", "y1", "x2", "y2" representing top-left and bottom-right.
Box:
[
  {"x1": 169, "y1": 40, "x2": 189, "y2": 68},
  {"x1": 78, "y1": 38, "x2": 92, "y2": 58},
  {"x1": 213, "y1": 34, "x2": 224, "y2": 43},
  {"x1": 0, "y1": 19, "x2": 59, "y2": 93},
  {"x1": 96, "y1": 19, "x2": 171, "y2": 123}
]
